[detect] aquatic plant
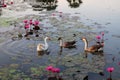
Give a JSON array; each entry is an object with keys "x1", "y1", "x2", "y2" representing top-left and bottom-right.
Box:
[
  {"x1": 46, "y1": 65, "x2": 54, "y2": 71},
  {"x1": 45, "y1": 66, "x2": 63, "y2": 80},
  {"x1": 107, "y1": 67, "x2": 114, "y2": 73},
  {"x1": 96, "y1": 35, "x2": 101, "y2": 40},
  {"x1": 29, "y1": 19, "x2": 33, "y2": 25},
  {"x1": 51, "y1": 68, "x2": 60, "y2": 73},
  {"x1": 2, "y1": 4, "x2": 7, "y2": 7},
  {"x1": 101, "y1": 32, "x2": 104, "y2": 36},
  {"x1": 23, "y1": 20, "x2": 28, "y2": 24},
  {"x1": 118, "y1": 62, "x2": 120, "y2": 65},
  {"x1": 34, "y1": 20, "x2": 40, "y2": 26},
  {"x1": 0, "y1": 64, "x2": 31, "y2": 79},
  {"x1": 107, "y1": 67, "x2": 114, "y2": 80},
  {"x1": 24, "y1": 24, "x2": 30, "y2": 29},
  {"x1": 0, "y1": 17, "x2": 16, "y2": 27},
  {"x1": 30, "y1": 66, "x2": 46, "y2": 79}
]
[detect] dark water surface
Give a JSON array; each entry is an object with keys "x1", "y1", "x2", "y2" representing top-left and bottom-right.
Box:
[
  {"x1": 56, "y1": 0, "x2": 120, "y2": 78},
  {"x1": 49, "y1": 0, "x2": 120, "y2": 79}
]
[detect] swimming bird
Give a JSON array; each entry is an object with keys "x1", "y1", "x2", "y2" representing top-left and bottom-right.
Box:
[
  {"x1": 81, "y1": 37, "x2": 104, "y2": 52},
  {"x1": 37, "y1": 37, "x2": 50, "y2": 55},
  {"x1": 58, "y1": 37, "x2": 76, "y2": 49}
]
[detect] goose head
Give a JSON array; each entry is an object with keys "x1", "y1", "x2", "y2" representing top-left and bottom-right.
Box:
[
  {"x1": 81, "y1": 37, "x2": 87, "y2": 41},
  {"x1": 45, "y1": 36, "x2": 51, "y2": 40}
]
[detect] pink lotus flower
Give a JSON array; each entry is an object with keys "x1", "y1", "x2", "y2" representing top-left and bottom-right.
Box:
[
  {"x1": 30, "y1": 19, "x2": 32, "y2": 21},
  {"x1": 46, "y1": 66, "x2": 54, "y2": 71},
  {"x1": 52, "y1": 13, "x2": 55, "y2": 16},
  {"x1": 118, "y1": 62, "x2": 120, "y2": 65},
  {"x1": 34, "y1": 20, "x2": 39, "y2": 26},
  {"x1": 10, "y1": 2, "x2": 14, "y2": 4},
  {"x1": 107, "y1": 67, "x2": 114, "y2": 73},
  {"x1": 101, "y1": 32, "x2": 104, "y2": 36},
  {"x1": 24, "y1": 24, "x2": 30, "y2": 29},
  {"x1": 2, "y1": 4, "x2": 7, "y2": 7},
  {"x1": 96, "y1": 35, "x2": 101, "y2": 40},
  {"x1": 59, "y1": 12, "x2": 62, "y2": 14},
  {"x1": 23, "y1": 20, "x2": 28, "y2": 24},
  {"x1": 29, "y1": 20, "x2": 33, "y2": 25},
  {"x1": 52, "y1": 68, "x2": 60, "y2": 73}
]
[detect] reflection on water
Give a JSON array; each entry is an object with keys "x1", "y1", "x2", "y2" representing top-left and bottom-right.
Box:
[
  {"x1": 67, "y1": 0, "x2": 82, "y2": 8},
  {"x1": 32, "y1": 0, "x2": 58, "y2": 11},
  {"x1": 55, "y1": 0, "x2": 120, "y2": 79},
  {"x1": 31, "y1": 0, "x2": 83, "y2": 11}
]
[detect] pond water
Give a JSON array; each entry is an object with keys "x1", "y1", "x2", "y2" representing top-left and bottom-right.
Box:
[
  {"x1": 0, "y1": 0, "x2": 120, "y2": 80},
  {"x1": 56, "y1": 0, "x2": 120, "y2": 78}
]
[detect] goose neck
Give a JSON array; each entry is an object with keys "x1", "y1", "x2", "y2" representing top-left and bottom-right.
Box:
[
  {"x1": 83, "y1": 39, "x2": 88, "y2": 50},
  {"x1": 44, "y1": 38, "x2": 48, "y2": 50},
  {"x1": 59, "y1": 39, "x2": 63, "y2": 47}
]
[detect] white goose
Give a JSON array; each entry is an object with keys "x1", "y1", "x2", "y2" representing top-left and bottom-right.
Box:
[{"x1": 37, "y1": 37, "x2": 50, "y2": 55}]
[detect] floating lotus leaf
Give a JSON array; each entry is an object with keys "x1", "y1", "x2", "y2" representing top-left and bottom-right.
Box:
[
  {"x1": 63, "y1": 67, "x2": 80, "y2": 75},
  {"x1": 75, "y1": 74, "x2": 87, "y2": 80},
  {"x1": 9, "y1": 64, "x2": 19, "y2": 68},
  {"x1": 0, "y1": 17, "x2": 16, "y2": 27},
  {"x1": 23, "y1": 77, "x2": 31, "y2": 80},
  {"x1": 9, "y1": 69, "x2": 17, "y2": 74},
  {"x1": 0, "y1": 72, "x2": 4, "y2": 75},
  {"x1": 30, "y1": 66, "x2": 46, "y2": 76},
  {"x1": 10, "y1": 56, "x2": 17, "y2": 60}
]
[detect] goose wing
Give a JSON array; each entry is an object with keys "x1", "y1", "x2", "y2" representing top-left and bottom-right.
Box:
[
  {"x1": 65, "y1": 41, "x2": 76, "y2": 45},
  {"x1": 37, "y1": 43, "x2": 46, "y2": 51},
  {"x1": 88, "y1": 44, "x2": 103, "y2": 51}
]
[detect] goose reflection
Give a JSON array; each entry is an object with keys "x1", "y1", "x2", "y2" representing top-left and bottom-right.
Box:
[
  {"x1": 34, "y1": 0, "x2": 58, "y2": 11},
  {"x1": 67, "y1": 0, "x2": 82, "y2": 8}
]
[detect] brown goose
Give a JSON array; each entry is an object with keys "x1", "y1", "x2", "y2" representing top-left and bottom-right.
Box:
[
  {"x1": 81, "y1": 37, "x2": 104, "y2": 52},
  {"x1": 58, "y1": 37, "x2": 76, "y2": 48}
]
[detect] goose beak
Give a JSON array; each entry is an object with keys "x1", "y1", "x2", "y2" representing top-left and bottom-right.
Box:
[
  {"x1": 58, "y1": 37, "x2": 62, "y2": 40},
  {"x1": 58, "y1": 38, "x2": 60, "y2": 40}
]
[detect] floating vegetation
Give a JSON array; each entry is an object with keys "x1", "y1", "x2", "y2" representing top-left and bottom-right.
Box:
[
  {"x1": 0, "y1": 17, "x2": 17, "y2": 27},
  {"x1": 30, "y1": 66, "x2": 46, "y2": 77},
  {"x1": 0, "y1": 64, "x2": 26, "y2": 80},
  {"x1": 0, "y1": 10, "x2": 107, "y2": 80}
]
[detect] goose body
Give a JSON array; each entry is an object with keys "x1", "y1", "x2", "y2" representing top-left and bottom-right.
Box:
[
  {"x1": 82, "y1": 37, "x2": 104, "y2": 52},
  {"x1": 58, "y1": 37, "x2": 76, "y2": 48},
  {"x1": 37, "y1": 37, "x2": 50, "y2": 55}
]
